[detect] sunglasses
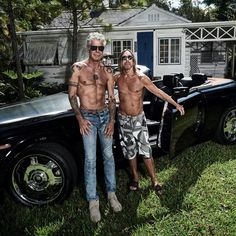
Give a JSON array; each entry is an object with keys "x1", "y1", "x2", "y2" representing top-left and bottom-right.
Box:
[
  {"x1": 90, "y1": 45, "x2": 105, "y2": 52},
  {"x1": 121, "y1": 55, "x2": 133, "y2": 61}
]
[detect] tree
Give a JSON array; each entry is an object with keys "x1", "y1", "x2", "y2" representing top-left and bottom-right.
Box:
[
  {"x1": 203, "y1": 0, "x2": 236, "y2": 21},
  {"x1": 174, "y1": 0, "x2": 210, "y2": 22},
  {"x1": 112, "y1": 0, "x2": 170, "y2": 10},
  {"x1": 60, "y1": 0, "x2": 104, "y2": 64},
  {"x1": 6, "y1": 0, "x2": 24, "y2": 98},
  {"x1": 0, "y1": 8, "x2": 11, "y2": 72},
  {"x1": 146, "y1": 0, "x2": 170, "y2": 10},
  {"x1": 0, "y1": 0, "x2": 62, "y2": 99}
]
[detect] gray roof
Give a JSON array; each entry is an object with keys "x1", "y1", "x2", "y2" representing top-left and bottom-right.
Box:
[
  {"x1": 45, "y1": 11, "x2": 91, "y2": 29},
  {"x1": 88, "y1": 8, "x2": 145, "y2": 26},
  {"x1": 45, "y1": 8, "x2": 146, "y2": 29},
  {"x1": 45, "y1": 5, "x2": 191, "y2": 30}
]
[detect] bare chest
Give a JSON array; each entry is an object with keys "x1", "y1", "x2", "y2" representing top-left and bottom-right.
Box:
[
  {"x1": 118, "y1": 77, "x2": 144, "y2": 94},
  {"x1": 78, "y1": 68, "x2": 107, "y2": 87}
]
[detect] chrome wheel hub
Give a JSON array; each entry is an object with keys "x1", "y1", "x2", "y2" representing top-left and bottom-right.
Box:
[
  {"x1": 224, "y1": 109, "x2": 236, "y2": 141},
  {"x1": 12, "y1": 155, "x2": 64, "y2": 205}
]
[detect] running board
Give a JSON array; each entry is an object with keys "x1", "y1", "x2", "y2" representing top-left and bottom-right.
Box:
[
  {"x1": 149, "y1": 134, "x2": 158, "y2": 146},
  {"x1": 146, "y1": 119, "x2": 160, "y2": 126}
]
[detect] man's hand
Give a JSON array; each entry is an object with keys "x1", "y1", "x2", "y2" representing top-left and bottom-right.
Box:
[
  {"x1": 78, "y1": 117, "x2": 92, "y2": 135},
  {"x1": 176, "y1": 104, "x2": 185, "y2": 116},
  {"x1": 105, "y1": 121, "x2": 114, "y2": 138}
]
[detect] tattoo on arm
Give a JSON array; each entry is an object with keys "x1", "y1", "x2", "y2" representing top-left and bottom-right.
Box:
[
  {"x1": 68, "y1": 81, "x2": 79, "y2": 87},
  {"x1": 109, "y1": 97, "x2": 116, "y2": 104},
  {"x1": 101, "y1": 62, "x2": 113, "y2": 74},
  {"x1": 71, "y1": 64, "x2": 82, "y2": 73},
  {"x1": 108, "y1": 96, "x2": 116, "y2": 122},
  {"x1": 105, "y1": 66, "x2": 113, "y2": 73},
  {"x1": 69, "y1": 95, "x2": 83, "y2": 119}
]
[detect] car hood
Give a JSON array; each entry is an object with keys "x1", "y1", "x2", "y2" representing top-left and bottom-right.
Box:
[{"x1": 0, "y1": 92, "x2": 72, "y2": 125}]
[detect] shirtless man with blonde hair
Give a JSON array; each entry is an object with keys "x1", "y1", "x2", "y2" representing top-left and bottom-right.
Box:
[
  {"x1": 68, "y1": 32, "x2": 122, "y2": 223},
  {"x1": 115, "y1": 49, "x2": 185, "y2": 195}
]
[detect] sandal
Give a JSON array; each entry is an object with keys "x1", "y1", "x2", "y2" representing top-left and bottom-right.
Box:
[
  {"x1": 128, "y1": 180, "x2": 139, "y2": 191},
  {"x1": 153, "y1": 184, "x2": 163, "y2": 196}
]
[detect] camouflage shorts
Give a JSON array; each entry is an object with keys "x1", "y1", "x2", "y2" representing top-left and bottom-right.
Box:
[{"x1": 118, "y1": 112, "x2": 152, "y2": 160}]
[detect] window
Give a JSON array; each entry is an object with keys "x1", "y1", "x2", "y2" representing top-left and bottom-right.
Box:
[
  {"x1": 112, "y1": 40, "x2": 132, "y2": 64},
  {"x1": 159, "y1": 38, "x2": 180, "y2": 64},
  {"x1": 201, "y1": 42, "x2": 225, "y2": 63}
]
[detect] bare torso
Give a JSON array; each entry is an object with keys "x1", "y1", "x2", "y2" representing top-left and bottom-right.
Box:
[
  {"x1": 75, "y1": 61, "x2": 109, "y2": 110},
  {"x1": 116, "y1": 73, "x2": 145, "y2": 116}
]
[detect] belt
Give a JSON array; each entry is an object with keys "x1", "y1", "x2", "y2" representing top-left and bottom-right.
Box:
[
  {"x1": 118, "y1": 111, "x2": 144, "y2": 118},
  {"x1": 80, "y1": 107, "x2": 108, "y2": 114}
]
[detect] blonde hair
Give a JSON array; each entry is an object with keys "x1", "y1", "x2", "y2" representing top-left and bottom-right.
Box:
[{"x1": 86, "y1": 32, "x2": 106, "y2": 46}]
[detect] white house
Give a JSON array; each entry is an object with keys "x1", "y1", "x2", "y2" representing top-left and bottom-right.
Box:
[{"x1": 18, "y1": 4, "x2": 236, "y2": 83}]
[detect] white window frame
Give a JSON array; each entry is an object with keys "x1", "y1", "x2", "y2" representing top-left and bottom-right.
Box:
[
  {"x1": 159, "y1": 38, "x2": 181, "y2": 65},
  {"x1": 112, "y1": 40, "x2": 132, "y2": 64}
]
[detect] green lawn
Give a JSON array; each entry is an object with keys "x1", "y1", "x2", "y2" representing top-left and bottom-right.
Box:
[{"x1": 1, "y1": 141, "x2": 236, "y2": 236}]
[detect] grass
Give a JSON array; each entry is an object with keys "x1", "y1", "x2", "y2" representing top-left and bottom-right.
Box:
[{"x1": 1, "y1": 141, "x2": 236, "y2": 236}]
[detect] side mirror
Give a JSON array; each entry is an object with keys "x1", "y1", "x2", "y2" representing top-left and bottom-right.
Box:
[{"x1": 173, "y1": 87, "x2": 189, "y2": 99}]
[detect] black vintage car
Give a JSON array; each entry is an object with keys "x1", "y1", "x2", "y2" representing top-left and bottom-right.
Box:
[{"x1": 0, "y1": 71, "x2": 236, "y2": 207}]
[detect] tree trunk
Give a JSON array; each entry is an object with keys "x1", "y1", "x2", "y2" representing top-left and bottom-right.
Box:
[
  {"x1": 7, "y1": 0, "x2": 24, "y2": 99},
  {"x1": 71, "y1": 7, "x2": 78, "y2": 63}
]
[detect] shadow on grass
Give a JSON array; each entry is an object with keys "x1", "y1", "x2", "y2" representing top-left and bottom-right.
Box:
[
  {"x1": 1, "y1": 141, "x2": 236, "y2": 235},
  {"x1": 84, "y1": 160, "x2": 155, "y2": 235},
  {"x1": 0, "y1": 160, "x2": 156, "y2": 235},
  {"x1": 155, "y1": 141, "x2": 236, "y2": 212}
]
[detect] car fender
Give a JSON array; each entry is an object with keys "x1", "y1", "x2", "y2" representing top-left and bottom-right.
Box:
[{"x1": 2, "y1": 130, "x2": 78, "y2": 173}]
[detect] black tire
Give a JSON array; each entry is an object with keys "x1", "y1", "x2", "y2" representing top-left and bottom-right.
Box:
[
  {"x1": 215, "y1": 106, "x2": 236, "y2": 144},
  {"x1": 7, "y1": 143, "x2": 78, "y2": 207}
]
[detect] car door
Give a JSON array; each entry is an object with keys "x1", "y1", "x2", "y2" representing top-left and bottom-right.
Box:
[{"x1": 159, "y1": 89, "x2": 206, "y2": 157}]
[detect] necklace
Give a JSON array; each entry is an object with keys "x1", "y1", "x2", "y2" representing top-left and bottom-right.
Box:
[
  {"x1": 93, "y1": 66, "x2": 100, "y2": 80},
  {"x1": 93, "y1": 74, "x2": 99, "y2": 80},
  {"x1": 86, "y1": 61, "x2": 101, "y2": 80}
]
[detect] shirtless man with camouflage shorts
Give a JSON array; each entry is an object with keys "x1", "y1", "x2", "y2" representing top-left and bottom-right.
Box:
[{"x1": 115, "y1": 49, "x2": 185, "y2": 195}]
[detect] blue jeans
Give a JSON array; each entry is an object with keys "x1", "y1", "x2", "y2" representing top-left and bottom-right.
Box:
[{"x1": 80, "y1": 108, "x2": 116, "y2": 201}]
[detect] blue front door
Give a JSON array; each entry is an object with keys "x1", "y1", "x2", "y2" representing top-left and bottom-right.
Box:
[{"x1": 137, "y1": 32, "x2": 153, "y2": 76}]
